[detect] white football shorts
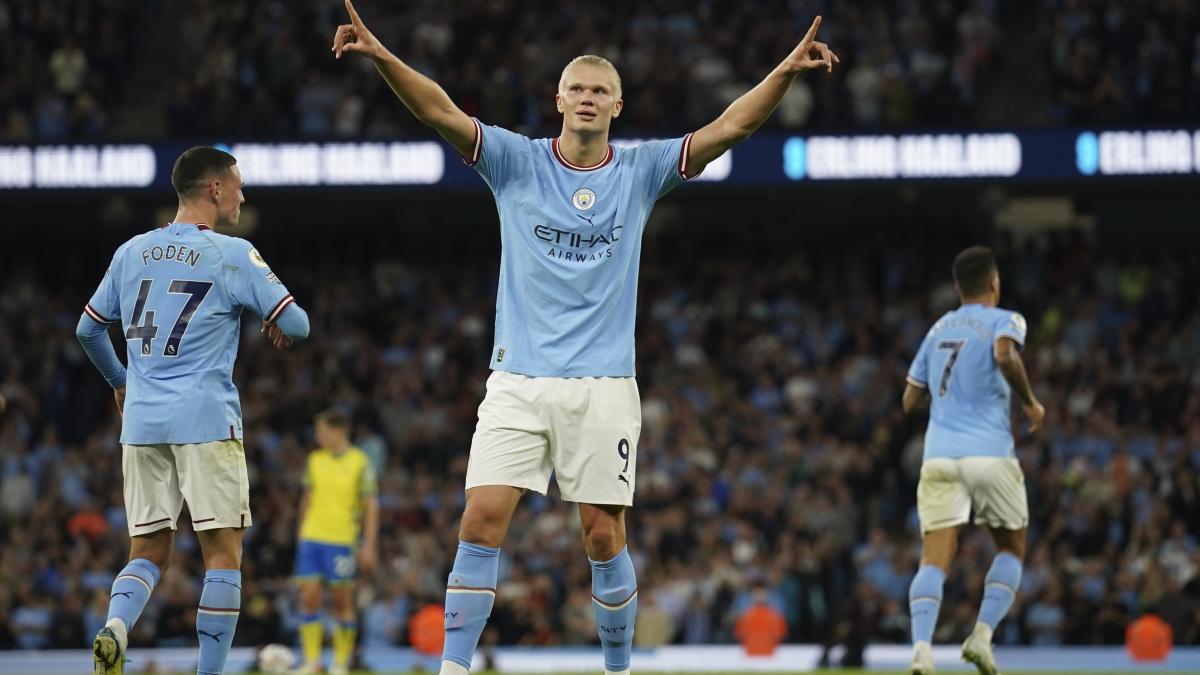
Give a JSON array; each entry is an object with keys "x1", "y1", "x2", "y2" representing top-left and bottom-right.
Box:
[
  {"x1": 122, "y1": 439, "x2": 252, "y2": 536},
  {"x1": 465, "y1": 370, "x2": 641, "y2": 506},
  {"x1": 917, "y1": 456, "x2": 1028, "y2": 534}
]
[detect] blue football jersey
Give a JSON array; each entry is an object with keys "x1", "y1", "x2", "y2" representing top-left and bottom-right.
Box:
[
  {"x1": 464, "y1": 118, "x2": 694, "y2": 377},
  {"x1": 907, "y1": 304, "x2": 1028, "y2": 460},
  {"x1": 85, "y1": 222, "x2": 295, "y2": 444}
]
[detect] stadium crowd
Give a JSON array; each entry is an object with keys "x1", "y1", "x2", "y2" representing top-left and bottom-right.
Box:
[
  {"x1": 1045, "y1": 0, "x2": 1200, "y2": 124},
  {"x1": 4, "y1": 0, "x2": 1199, "y2": 143},
  {"x1": 0, "y1": 223, "x2": 1197, "y2": 653}
]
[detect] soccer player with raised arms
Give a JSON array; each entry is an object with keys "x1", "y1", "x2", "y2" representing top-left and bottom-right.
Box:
[
  {"x1": 294, "y1": 408, "x2": 380, "y2": 675},
  {"x1": 77, "y1": 147, "x2": 310, "y2": 675},
  {"x1": 902, "y1": 246, "x2": 1046, "y2": 675},
  {"x1": 331, "y1": 2, "x2": 837, "y2": 673}
]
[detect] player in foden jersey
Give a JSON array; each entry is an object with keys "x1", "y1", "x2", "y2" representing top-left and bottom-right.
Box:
[
  {"x1": 902, "y1": 246, "x2": 1046, "y2": 675},
  {"x1": 331, "y1": 2, "x2": 839, "y2": 673},
  {"x1": 294, "y1": 408, "x2": 380, "y2": 675},
  {"x1": 76, "y1": 147, "x2": 310, "y2": 675}
]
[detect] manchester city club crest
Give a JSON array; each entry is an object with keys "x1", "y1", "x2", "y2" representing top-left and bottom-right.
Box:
[{"x1": 572, "y1": 188, "x2": 596, "y2": 210}]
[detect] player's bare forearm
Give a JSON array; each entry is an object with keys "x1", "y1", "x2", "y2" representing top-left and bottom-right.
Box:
[{"x1": 686, "y1": 16, "x2": 837, "y2": 176}]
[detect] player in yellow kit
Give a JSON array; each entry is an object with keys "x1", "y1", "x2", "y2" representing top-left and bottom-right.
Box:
[{"x1": 294, "y1": 409, "x2": 379, "y2": 675}]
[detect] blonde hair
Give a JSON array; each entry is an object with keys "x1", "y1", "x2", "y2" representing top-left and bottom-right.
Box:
[{"x1": 559, "y1": 55, "x2": 622, "y2": 96}]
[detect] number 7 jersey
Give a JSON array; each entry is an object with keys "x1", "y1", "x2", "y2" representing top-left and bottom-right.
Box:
[
  {"x1": 85, "y1": 222, "x2": 296, "y2": 445},
  {"x1": 906, "y1": 303, "x2": 1028, "y2": 460}
]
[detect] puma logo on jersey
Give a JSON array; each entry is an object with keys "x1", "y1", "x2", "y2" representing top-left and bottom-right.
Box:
[{"x1": 197, "y1": 629, "x2": 224, "y2": 642}]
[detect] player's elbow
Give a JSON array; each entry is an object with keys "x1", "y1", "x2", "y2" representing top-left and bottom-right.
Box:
[
  {"x1": 75, "y1": 313, "x2": 100, "y2": 343},
  {"x1": 414, "y1": 104, "x2": 454, "y2": 130},
  {"x1": 718, "y1": 120, "x2": 753, "y2": 147}
]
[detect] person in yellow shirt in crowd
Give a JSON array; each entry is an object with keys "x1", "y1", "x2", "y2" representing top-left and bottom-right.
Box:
[{"x1": 294, "y1": 409, "x2": 379, "y2": 674}]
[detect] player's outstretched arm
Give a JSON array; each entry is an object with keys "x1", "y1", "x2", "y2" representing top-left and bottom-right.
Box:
[
  {"x1": 685, "y1": 16, "x2": 838, "y2": 177},
  {"x1": 994, "y1": 336, "x2": 1045, "y2": 433},
  {"x1": 332, "y1": 0, "x2": 475, "y2": 157}
]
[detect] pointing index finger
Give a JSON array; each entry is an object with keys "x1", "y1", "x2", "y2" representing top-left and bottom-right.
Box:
[
  {"x1": 345, "y1": 0, "x2": 364, "y2": 27},
  {"x1": 802, "y1": 15, "x2": 822, "y2": 44}
]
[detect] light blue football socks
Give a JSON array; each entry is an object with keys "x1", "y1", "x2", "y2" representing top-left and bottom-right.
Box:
[
  {"x1": 977, "y1": 552, "x2": 1022, "y2": 630},
  {"x1": 590, "y1": 547, "x2": 638, "y2": 673},
  {"x1": 909, "y1": 563, "x2": 946, "y2": 644},
  {"x1": 106, "y1": 558, "x2": 161, "y2": 637},
  {"x1": 196, "y1": 569, "x2": 241, "y2": 674},
  {"x1": 442, "y1": 541, "x2": 500, "y2": 670}
]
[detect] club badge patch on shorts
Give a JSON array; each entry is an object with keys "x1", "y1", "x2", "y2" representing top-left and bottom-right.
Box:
[{"x1": 572, "y1": 188, "x2": 596, "y2": 211}]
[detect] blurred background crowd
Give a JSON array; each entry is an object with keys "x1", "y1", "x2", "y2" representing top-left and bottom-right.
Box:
[
  {"x1": 3, "y1": 0, "x2": 1200, "y2": 143},
  {"x1": 1, "y1": 218, "x2": 1198, "y2": 652}
]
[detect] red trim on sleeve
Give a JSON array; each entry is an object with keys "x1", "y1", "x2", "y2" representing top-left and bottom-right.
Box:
[
  {"x1": 83, "y1": 304, "x2": 114, "y2": 325},
  {"x1": 460, "y1": 118, "x2": 483, "y2": 167},
  {"x1": 266, "y1": 294, "x2": 294, "y2": 323},
  {"x1": 677, "y1": 132, "x2": 697, "y2": 180}
]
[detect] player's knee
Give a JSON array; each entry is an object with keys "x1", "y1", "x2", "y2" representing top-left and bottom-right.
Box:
[
  {"x1": 990, "y1": 528, "x2": 1026, "y2": 559},
  {"x1": 137, "y1": 550, "x2": 171, "y2": 573},
  {"x1": 299, "y1": 585, "x2": 321, "y2": 612},
  {"x1": 130, "y1": 535, "x2": 172, "y2": 571},
  {"x1": 998, "y1": 540, "x2": 1025, "y2": 560},
  {"x1": 331, "y1": 589, "x2": 353, "y2": 616},
  {"x1": 458, "y1": 511, "x2": 505, "y2": 548},
  {"x1": 583, "y1": 524, "x2": 620, "y2": 560}
]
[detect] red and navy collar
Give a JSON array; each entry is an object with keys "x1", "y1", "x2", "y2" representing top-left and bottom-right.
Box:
[{"x1": 552, "y1": 138, "x2": 614, "y2": 171}]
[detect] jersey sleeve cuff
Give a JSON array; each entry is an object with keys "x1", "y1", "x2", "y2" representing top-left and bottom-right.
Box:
[
  {"x1": 677, "y1": 132, "x2": 702, "y2": 180},
  {"x1": 83, "y1": 304, "x2": 115, "y2": 325},
  {"x1": 460, "y1": 117, "x2": 483, "y2": 167},
  {"x1": 994, "y1": 332, "x2": 1026, "y2": 350},
  {"x1": 906, "y1": 375, "x2": 928, "y2": 389},
  {"x1": 266, "y1": 294, "x2": 295, "y2": 323}
]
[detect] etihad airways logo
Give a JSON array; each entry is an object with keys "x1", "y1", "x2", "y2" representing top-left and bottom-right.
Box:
[{"x1": 533, "y1": 222, "x2": 623, "y2": 262}]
